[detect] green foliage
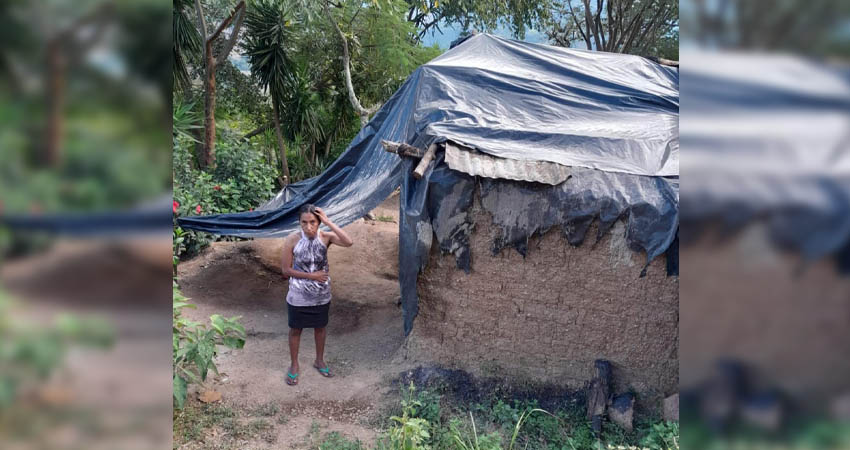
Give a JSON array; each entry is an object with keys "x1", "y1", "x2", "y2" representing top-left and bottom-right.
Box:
[
  {"x1": 215, "y1": 59, "x2": 271, "y2": 121},
  {"x1": 173, "y1": 402, "x2": 236, "y2": 444},
  {"x1": 639, "y1": 421, "x2": 678, "y2": 450},
  {"x1": 381, "y1": 382, "x2": 433, "y2": 449},
  {"x1": 404, "y1": 0, "x2": 552, "y2": 41},
  {"x1": 0, "y1": 115, "x2": 167, "y2": 214},
  {"x1": 173, "y1": 0, "x2": 203, "y2": 93},
  {"x1": 319, "y1": 431, "x2": 367, "y2": 450},
  {"x1": 173, "y1": 99, "x2": 201, "y2": 143},
  {"x1": 172, "y1": 284, "x2": 246, "y2": 409},
  {"x1": 0, "y1": 290, "x2": 114, "y2": 410},
  {"x1": 243, "y1": 0, "x2": 297, "y2": 103},
  {"x1": 451, "y1": 412, "x2": 504, "y2": 450},
  {"x1": 174, "y1": 0, "x2": 445, "y2": 193},
  {"x1": 172, "y1": 128, "x2": 277, "y2": 256}
]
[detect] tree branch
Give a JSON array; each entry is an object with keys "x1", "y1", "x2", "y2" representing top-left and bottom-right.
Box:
[
  {"x1": 625, "y1": 3, "x2": 666, "y2": 54},
  {"x1": 567, "y1": 1, "x2": 592, "y2": 49},
  {"x1": 605, "y1": 0, "x2": 614, "y2": 51},
  {"x1": 208, "y1": 0, "x2": 243, "y2": 43},
  {"x1": 595, "y1": 0, "x2": 605, "y2": 50},
  {"x1": 243, "y1": 122, "x2": 273, "y2": 140},
  {"x1": 348, "y1": 2, "x2": 364, "y2": 27},
  {"x1": 581, "y1": 0, "x2": 600, "y2": 50},
  {"x1": 616, "y1": 0, "x2": 653, "y2": 52},
  {"x1": 215, "y1": 1, "x2": 246, "y2": 68},
  {"x1": 324, "y1": 1, "x2": 380, "y2": 127}
]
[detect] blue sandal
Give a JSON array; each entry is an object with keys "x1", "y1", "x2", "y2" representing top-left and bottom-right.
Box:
[
  {"x1": 314, "y1": 364, "x2": 334, "y2": 378},
  {"x1": 286, "y1": 372, "x2": 299, "y2": 385}
]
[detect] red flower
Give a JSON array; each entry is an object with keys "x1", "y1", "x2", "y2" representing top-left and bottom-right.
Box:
[
  {"x1": 213, "y1": 185, "x2": 221, "y2": 191},
  {"x1": 249, "y1": 208, "x2": 254, "y2": 211},
  {"x1": 173, "y1": 200, "x2": 179, "y2": 214},
  {"x1": 196, "y1": 205, "x2": 202, "y2": 214}
]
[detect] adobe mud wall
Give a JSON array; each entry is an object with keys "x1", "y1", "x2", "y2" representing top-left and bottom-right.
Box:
[
  {"x1": 406, "y1": 199, "x2": 678, "y2": 399},
  {"x1": 680, "y1": 224, "x2": 850, "y2": 406}
]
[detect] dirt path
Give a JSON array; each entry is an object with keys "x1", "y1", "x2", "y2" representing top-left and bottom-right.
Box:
[{"x1": 176, "y1": 194, "x2": 415, "y2": 448}]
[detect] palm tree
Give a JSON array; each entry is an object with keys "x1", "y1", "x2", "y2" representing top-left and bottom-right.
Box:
[
  {"x1": 243, "y1": 0, "x2": 297, "y2": 184},
  {"x1": 281, "y1": 63, "x2": 327, "y2": 169},
  {"x1": 173, "y1": 0, "x2": 201, "y2": 94}
]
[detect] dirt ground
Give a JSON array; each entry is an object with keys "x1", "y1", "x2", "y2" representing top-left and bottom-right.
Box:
[
  {"x1": 1, "y1": 236, "x2": 174, "y2": 450},
  {"x1": 175, "y1": 193, "x2": 416, "y2": 448}
]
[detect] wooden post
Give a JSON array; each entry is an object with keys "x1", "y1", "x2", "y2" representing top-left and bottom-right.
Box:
[
  {"x1": 413, "y1": 143, "x2": 438, "y2": 179},
  {"x1": 586, "y1": 359, "x2": 612, "y2": 435},
  {"x1": 380, "y1": 140, "x2": 424, "y2": 158}
]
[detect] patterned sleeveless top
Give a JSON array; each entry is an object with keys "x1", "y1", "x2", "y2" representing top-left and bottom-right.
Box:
[{"x1": 286, "y1": 230, "x2": 331, "y2": 306}]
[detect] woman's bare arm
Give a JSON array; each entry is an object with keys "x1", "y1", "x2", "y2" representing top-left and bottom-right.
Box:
[{"x1": 314, "y1": 207, "x2": 353, "y2": 247}]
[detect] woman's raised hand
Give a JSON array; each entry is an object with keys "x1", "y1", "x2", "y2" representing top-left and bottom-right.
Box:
[{"x1": 314, "y1": 207, "x2": 330, "y2": 224}]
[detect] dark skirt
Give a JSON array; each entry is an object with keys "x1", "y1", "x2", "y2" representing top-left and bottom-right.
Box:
[{"x1": 287, "y1": 302, "x2": 330, "y2": 329}]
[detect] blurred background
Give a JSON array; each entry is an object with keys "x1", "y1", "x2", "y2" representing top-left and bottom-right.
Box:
[
  {"x1": 679, "y1": 0, "x2": 850, "y2": 448},
  {"x1": 0, "y1": 0, "x2": 172, "y2": 449}
]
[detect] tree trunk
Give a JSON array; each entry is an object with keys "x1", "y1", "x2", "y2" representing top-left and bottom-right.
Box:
[
  {"x1": 44, "y1": 39, "x2": 66, "y2": 167},
  {"x1": 201, "y1": 40, "x2": 216, "y2": 169},
  {"x1": 324, "y1": 2, "x2": 379, "y2": 129},
  {"x1": 194, "y1": 0, "x2": 245, "y2": 170},
  {"x1": 272, "y1": 98, "x2": 290, "y2": 185}
]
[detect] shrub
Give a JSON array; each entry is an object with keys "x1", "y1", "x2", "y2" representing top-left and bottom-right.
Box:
[
  {"x1": 172, "y1": 128, "x2": 278, "y2": 257},
  {"x1": 172, "y1": 283, "x2": 246, "y2": 409},
  {"x1": 0, "y1": 290, "x2": 114, "y2": 410}
]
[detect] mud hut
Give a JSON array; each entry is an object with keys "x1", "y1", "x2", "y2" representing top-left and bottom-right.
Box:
[
  {"x1": 679, "y1": 52, "x2": 850, "y2": 411},
  {"x1": 179, "y1": 34, "x2": 679, "y2": 398}
]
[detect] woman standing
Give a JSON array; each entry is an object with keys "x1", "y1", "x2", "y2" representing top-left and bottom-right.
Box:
[{"x1": 281, "y1": 204, "x2": 353, "y2": 386}]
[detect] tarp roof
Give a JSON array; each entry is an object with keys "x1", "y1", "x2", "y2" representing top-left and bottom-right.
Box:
[
  {"x1": 178, "y1": 34, "x2": 679, "y2": 238},
  {"x1": 680, "y1": 51, "x2": 850, "y2": 262}
]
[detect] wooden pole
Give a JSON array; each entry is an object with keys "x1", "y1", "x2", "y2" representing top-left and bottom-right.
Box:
[
  {"x1": 380, "y1": 140, "x2": 424, "y2": 158},
  {"x1": 413, "y1": 143, "x2": 438, "y2": 179}
]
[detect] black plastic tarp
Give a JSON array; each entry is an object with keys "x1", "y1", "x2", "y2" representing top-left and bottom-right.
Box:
[
  {"x1": 178, "y1": 34, "x2": 680, "y2": 333},
  {"x1": 1, "y1": 194, "x2": 172, "y2": 236},
  {"x1": 178, "y1": 34, "x2": 678, "y2": 237},
  {"x1": 679, "y1": 51, "x2": 850, "y2": 265}
]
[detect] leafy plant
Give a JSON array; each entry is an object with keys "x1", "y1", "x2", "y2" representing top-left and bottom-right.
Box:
[
  {"x1": 173, "y1": 100, "x2": 201, "y2": 143},
  {"x1": 384, "y1": 382, "x2": 432, "y2": 450},
  {"x1": 319, "y1": 431, "x2": 367, "y2": 450},
  {"x1": 453, "y1": 407, "x2": 553, "y2": 450},
  {"x1": 172, "y1": 226, "x2": 188, "y2": 274},
  {"x1": 640, "y1": 421, "x2": 679, "y2": 450},
  {"x1": 172, "y1": 284, "x2": 246, "y2": 409},
  {"x1": 172, "y1": 128, "x2": 277, "y2": 257},
  {"x1": 0, "y1": 290, "x2": 114, "y2": 410}
]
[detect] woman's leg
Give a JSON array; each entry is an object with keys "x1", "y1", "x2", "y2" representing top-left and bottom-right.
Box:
[
  {"x1": 314, "y1": 327, "x2": 327, "y2": 369},
  {"x1": 288, "y1": 328, "x2": 302, "y2": 378}
]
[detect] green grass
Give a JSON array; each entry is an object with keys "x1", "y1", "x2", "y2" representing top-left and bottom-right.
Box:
[
  {"x1": 172, "y1": 402, "x2": 277, "y2": 449},
  {"x1": 248, "y1": 401, "x2": 280, "y2": 417},
  {"x1": 373, "y1": 383, "x2": 678, "y2": 450},
  {"x1": 173, "y1": 402, "x2": 236, "y2": 446},
  {"x1": 318, "y1": 431, "x2": 367, "y2": 450},
  {"x1": 376, "y1": 215, "x2": 395, "y2": 223}
]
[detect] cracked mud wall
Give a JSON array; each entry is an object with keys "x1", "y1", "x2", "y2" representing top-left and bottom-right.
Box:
[
  {"x1": 680, "y1": 224, "x2": 850, "y2": 406},
  {"x1": 407, "y1": 198, "x2": 678, "y2": 399}
]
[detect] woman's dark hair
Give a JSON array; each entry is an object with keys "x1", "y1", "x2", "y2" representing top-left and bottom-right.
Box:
[{"x1": 298, "y1": 204, "x2": 320, "y2": 222}]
